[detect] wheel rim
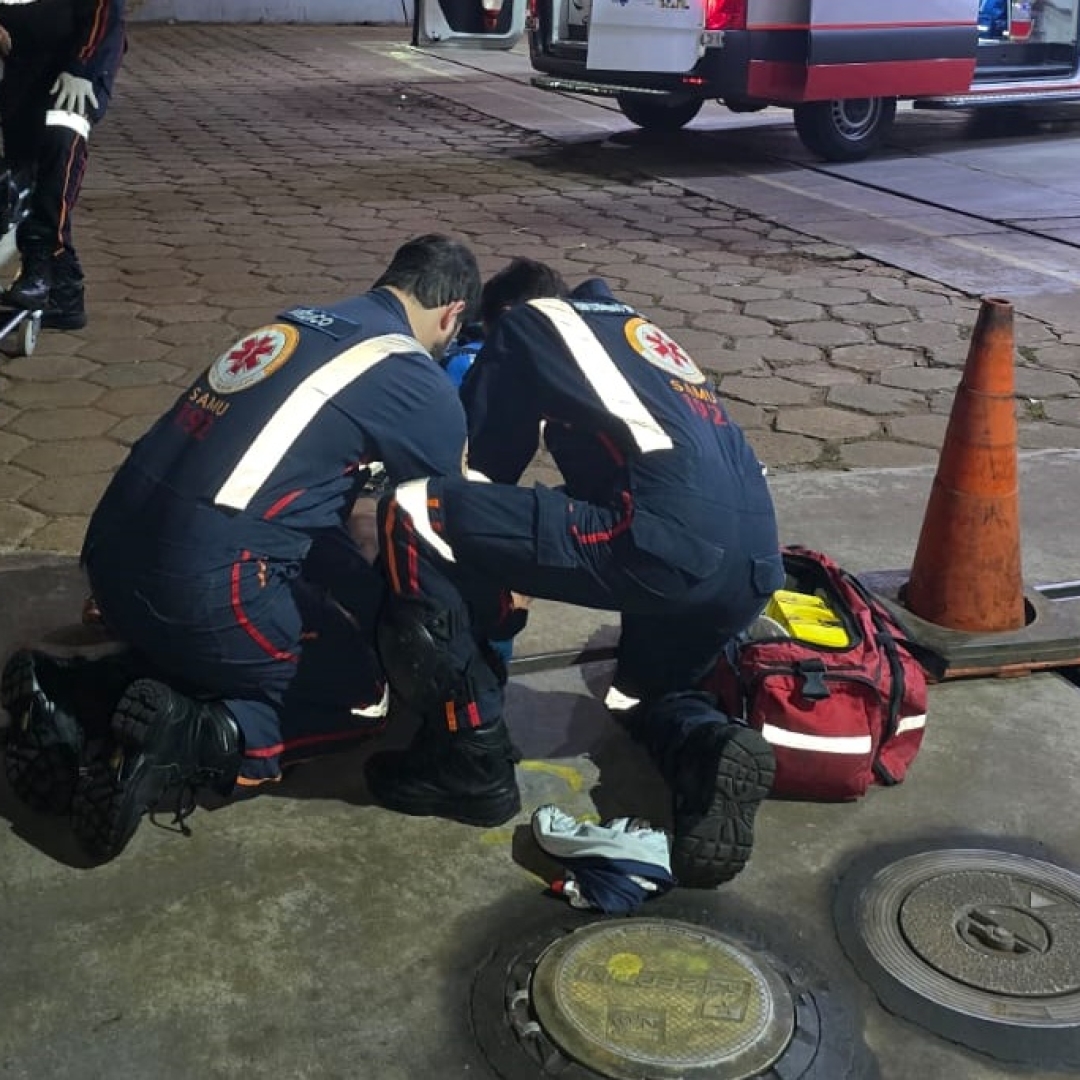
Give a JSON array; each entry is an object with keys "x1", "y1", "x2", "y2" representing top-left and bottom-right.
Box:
[{"x1": 828, "y1": 98, "x2": 881, "y2": 142}]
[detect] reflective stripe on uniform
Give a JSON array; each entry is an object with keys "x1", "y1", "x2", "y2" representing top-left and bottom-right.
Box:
[
  {"x1": 393, "y1": 478, "x2": 456, "y2": 563},
  {"x1": 215, "y1": 333, "x2": 426, "y2": 511},
  {"x1": 528, "y1": 299, "x2": 673, "y2": 454},
  {"x1": 45, "y1": 110, "x2": 91, "y2": 139}
]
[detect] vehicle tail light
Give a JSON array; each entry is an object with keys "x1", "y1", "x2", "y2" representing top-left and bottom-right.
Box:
[
  {"x1": 481, "y1": 0, "x2": 504, "y2": 31},
  {"x1": 705, "y1": 0, "x2": 746, "y2": 30}
]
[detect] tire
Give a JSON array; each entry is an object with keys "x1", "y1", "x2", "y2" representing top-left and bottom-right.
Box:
[
  {"x1": 616, "y1": 91, "x2": 703, "y2": 132},
  {"x1": 793, "y1": 97, "x2": 897, "y2": 162}
]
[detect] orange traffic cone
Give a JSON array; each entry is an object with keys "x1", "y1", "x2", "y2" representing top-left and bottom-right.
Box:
[{"x1": 903, "y1": 297, "x2": 1026, "y2": 633}]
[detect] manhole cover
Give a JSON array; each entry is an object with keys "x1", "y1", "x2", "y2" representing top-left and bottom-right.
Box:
[
  {"x1": 530, "y1": 919, "x2": 793, "y2": 1079},
  {"x1": 835, "y1": 846, "x2": 1080, "y2": 1067},
  {"x1": 471, "y1": 912, "x2": 875, "y2": 1079}
]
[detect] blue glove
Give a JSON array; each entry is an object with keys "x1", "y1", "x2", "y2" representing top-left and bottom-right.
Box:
[{"x1": 531, "y1": 805, "x2": 675, "y2": 915}]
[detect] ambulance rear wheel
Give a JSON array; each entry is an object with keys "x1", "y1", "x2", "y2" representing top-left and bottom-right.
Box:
[
  {"x1": 793, "y1": 96, "x2": 897, "y2": 162},
  {"x1": 616, "y1": 92, "x2": 703, "y2": 132}
]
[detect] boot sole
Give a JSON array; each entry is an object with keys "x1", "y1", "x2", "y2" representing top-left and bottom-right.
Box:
[
  {"x1": 672, "y1": 726, "x2": 775, "y2": 889},
  {"x1": 365, "y1": 758, "x2": 522, "y2": 828},
  {"x1": 70, "y1": 679, "x2": 175, "y2": 861},
  {"x1": 2, "y1": 650, "x2": 80, "y2": 814}
]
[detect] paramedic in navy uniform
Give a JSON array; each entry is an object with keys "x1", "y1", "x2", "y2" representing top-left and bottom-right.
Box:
[
  {"x1": 0, "y1": 0, "x2": 126, "y2": 329},
  {"x1": 2, "y1": 234, "x2": 480, "y2": 861},
  {"x1": 367, "y1": 258, "x2": 785, "y2": 889}
]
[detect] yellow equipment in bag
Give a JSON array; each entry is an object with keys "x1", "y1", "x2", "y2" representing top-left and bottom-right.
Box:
[{"x1": 764, "y1": 590, "x2": 851, "y2": 648}]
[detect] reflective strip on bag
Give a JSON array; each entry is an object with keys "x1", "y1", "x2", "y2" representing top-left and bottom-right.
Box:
[
  {"x1": 896, "y1": 713, "x2": 927, "y2": 734},
  {"x1": 760, "y1": 723, "x2": 873, "y2": 755}
]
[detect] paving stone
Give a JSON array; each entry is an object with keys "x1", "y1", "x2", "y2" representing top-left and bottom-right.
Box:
[
  {"x1": 880, "y1": 366, "x2": 961, "y2": 392},
  {"x1": 788, "y1": 320, "x2": 871, "y2": 348},
  {"x1": 0, "y1": 504, "x2": 45, "y2": 548},
  {"x1": 1044, "y1": 398, "x2": 1080, "y2": 425},
  {"x1": 838, "y1": 440, "x2": 941, "y2": 469},
  {"x1": 2, "y1": 381, "x2": 105, "y2": 410},
  {"x1": 719, "y1": 376, "x2": 816, "y2": 407},
  {"x1": 886, "y1": 414, "x2": 950, "y2": 447},
  {"x1": 779, "y1": 366, "x2": 863, "y2": 388},
  {"x1": 743, "y1": 299, "x2": 824, "y2": 324},
  {"x1": 790, "y1": 286, "x2": 868, "y2": 306},
  {"x1": 775, "y1": 406, "x2": 880, "y2": 440},
  {"x1": 826, "y1": 384, "x2": 928, "y2": 415},
  {"x1": 21, "y1": 475, "x2": 112, "y2": 518},
  {"x1": 689, "y1": 312, "x2": 776, "y2": 338},
  {"x1": 1024, "y1": 344, "x2": 1080, "y2": 374},
  {"x1": 744, "y1": 430, "x2": 822, "y2": 467},
  {"x1": 1014, "y1": 368, "x2": 1080, "y2": 398},
  {"x1": 874, "y1": 321, "x2": 968, "y2": 349},
  {"x1": 829, "y1": 302, "x2": 912, "y2": 327},
  {"x1": 14, "y1": 440, "x2": 128, "y2": 478},
  {"x1": 96, "y1": 385, "x2": 189, "y2": 418},
  {"x1": 1017, "y1": 422, "x2": 1080, "y2": 448},
  {"x1": 832, "y1": 343, "x2": 922, "y2": 373}
]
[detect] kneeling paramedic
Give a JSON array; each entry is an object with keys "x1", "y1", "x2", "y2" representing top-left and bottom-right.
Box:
[
  {"x1": 366, "y1": 258, "x2": 784, "y2": 888},
  {"x1": 0, "y1": 0, "x2": 126, "y2": 330},
  {"x1": 1, "y1": 234, "x2": 480, "y2": 861}
]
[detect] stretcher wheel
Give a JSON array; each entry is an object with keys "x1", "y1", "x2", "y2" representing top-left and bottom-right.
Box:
[{"x1": 16, "y1": 312, "x2": 40, "y2": 358}]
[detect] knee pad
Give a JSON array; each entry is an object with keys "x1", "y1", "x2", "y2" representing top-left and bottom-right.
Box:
[{"x1": 376, "y1": 600, "x2": 459, "y2": 715}]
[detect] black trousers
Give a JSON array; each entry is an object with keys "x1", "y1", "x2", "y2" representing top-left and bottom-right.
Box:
[{"x1": 0, "y1": 48, "x2": 115, "y2": 263}]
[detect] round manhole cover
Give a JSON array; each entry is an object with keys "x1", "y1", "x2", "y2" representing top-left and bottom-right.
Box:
[
  {"x1": 530, "y1": 919, "x2": 794, "y2": 1079},
  {"x1": 835, "y1": 846, "x2": 1080, "y2": 1067}
]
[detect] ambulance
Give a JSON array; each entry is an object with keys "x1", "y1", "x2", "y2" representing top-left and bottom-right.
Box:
[
  {"x1": 521, "y1": 0, "x2": 1080, "y2": 159},
  {"x1": 412, "y1": 1, "x2": 1080, "y2": 161}
]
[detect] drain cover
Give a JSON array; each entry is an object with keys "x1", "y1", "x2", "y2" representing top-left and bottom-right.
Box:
[
  {"x1": 530, "y1": 919, "x2": 793, "y2": 1079},
  {"x1": 471, "y1": 912, "x2": 874, "y2": 1079},
  {"x1": 835, "y1": 846, "x2": 1080, "y2": 1067}
]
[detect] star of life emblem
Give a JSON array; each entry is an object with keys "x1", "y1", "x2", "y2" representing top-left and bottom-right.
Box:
[
  {"x1": 623, "y1": 317, "x2": 706, "y2": 384},
  {"x1": 208, "y1": 323, "x2": 300, "y2": 393}
]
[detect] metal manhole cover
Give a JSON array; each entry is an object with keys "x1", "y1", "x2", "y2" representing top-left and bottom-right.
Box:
[
  {"x1": 835, "y1": 847, "x2": 1080, "y2": 1067},
  {"x1": 530, "y1": 919, "x2": 794, "y2": 1080}
]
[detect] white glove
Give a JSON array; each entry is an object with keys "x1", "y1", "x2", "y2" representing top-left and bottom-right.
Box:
[{"x1": 51, "y1": 73, "x2": 99, "y2": 116}]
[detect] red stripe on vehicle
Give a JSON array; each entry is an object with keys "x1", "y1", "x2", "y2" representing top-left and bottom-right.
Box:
[{"x1": 804, "y1": 58, "x2": 975, "y2": 99}]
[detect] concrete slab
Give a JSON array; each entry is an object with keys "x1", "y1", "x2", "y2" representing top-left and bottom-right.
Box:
[{"x1": 3, "y1": 456, "x2": 1080, "y2": 1080}]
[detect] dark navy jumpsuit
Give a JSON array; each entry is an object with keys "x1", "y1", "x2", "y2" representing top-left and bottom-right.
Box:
[
  {"x1": 379, "y1": 282, "x2": 784, "y2": 758},
  {"x1": 0, "y1": 0, "x2": 125, "y2": 267},
  {"x1": 82, "y1": 291, "x2": 468, "y2": 787}
]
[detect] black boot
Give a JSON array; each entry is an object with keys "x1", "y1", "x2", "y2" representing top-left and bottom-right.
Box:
[
  {"x1": 670, "y1": 722, "x2": 775, "y2": 889},
  {"x1": 70, "y1": 678, "x2": 243, "y2": 862},
  {"x1": 1, "y1": 648, "x2": 140, "y2": 814},
  {"x1": 41, "y1": 254, "x2": 86, "y2": 330},
  {"x1": 1, "y1": 248, "x2": 51, "y2": 311},
  {"x1": 365, "y1": 718, "x2": 521, "y2": 827}
]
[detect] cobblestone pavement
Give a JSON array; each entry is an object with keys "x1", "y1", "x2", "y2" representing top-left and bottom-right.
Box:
[{"x1": 1, "y1": 24, "x2": 1078, "y2": 555}]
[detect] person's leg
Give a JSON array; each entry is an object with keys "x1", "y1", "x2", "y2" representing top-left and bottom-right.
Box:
[
  {"x1": 606, "y1": 535, "x2": 784, "y2": 887},
  {"x1": 366, "y1": 476, "x2": 632, "y2": 825},
  {"x1": 8, "y1": 67, "x2": 115, "y2": 327},
  {"x1": 0, "y1": 53, "x2": 53, "y2": 306},
  {"x1": 1, "y1": 647, "x2": 145, "y2": 814}
]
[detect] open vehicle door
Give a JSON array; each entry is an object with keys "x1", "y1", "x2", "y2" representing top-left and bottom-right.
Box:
[{"x1": 412, "y1": 0, "x2": 526, "y2": 48}]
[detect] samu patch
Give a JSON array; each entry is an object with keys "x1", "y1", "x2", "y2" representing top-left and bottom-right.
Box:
[
  {"x1": 208, "y1": 324, "x2": 299, "y2": 393},
  {"x1": 623, "y1": 317, "x2": 706, "y2": 385}
]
